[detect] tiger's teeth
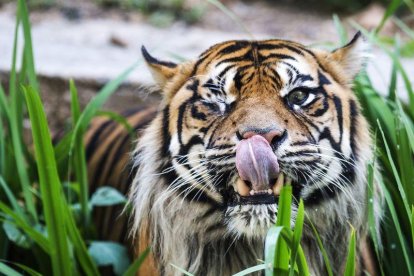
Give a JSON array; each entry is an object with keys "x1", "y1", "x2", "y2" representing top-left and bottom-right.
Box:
[
  {"x1": 273, "y1": 172, "x2": 285, "y2": 196},
  {"x1": 237, "y1": 178, "x2": 250, "y2": 196},
  {"x1": 250, "y1": 190, "x2": 255, "y2": 196}
]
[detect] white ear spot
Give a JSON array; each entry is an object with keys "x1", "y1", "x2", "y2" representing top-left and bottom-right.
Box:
[{"x1": 331, "y1": 32, "x2": 372, "y2": 80}]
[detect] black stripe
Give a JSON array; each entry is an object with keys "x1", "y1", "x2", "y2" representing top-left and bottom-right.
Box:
[
  {"x1": 98, "y1": 113, "x2": 157, "y2": 190},
  {"x1": 218, "y1": 64, "x2": 235, "y2": 80},
  {"x1": 91, "y1": 135, "x2": 119, "y2": 191},
  {"x1": 304, "y1": 181, "x2": 339, "y2": 205},
  {"x1": 260, "y1": 53, "x2": 296, "y2": 61},
  {"x1": 349, "y1": 99, "x2": 359, "y2": 160},
  {"x1": 217, "y1": 40, "x2": 249, "y2": 55},
  {"x1": 191, "y1": 105, "x2": 207, "y2": 121},
  {"x1": 258, "y1": 43, "x2": 304, "y2": 56},
  {"x1": 162, "y1": 166, "x2": 220, "y2": 206},
  {"x1": 86, "y1": 120, "x2": 115, "y2": 162},
  {"x1": 332, "y1": 95, "x2": 343, "y2": 145},
  {"x1": 161, "y1": 106, "x2": 171, "y2": 156},
  {"x1": 215, "y1": 49, "x2": 253, "y2": 67},
  {"x1": 281, "y1": 150, "x2": 319, "y2": 158},
  {"x1": 141, "y1": 45, "x2": 177, "y2": 68}
]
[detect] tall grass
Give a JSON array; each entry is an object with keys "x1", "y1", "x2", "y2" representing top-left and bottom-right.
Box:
[
  {"x1": 1, "y1": 0, "x2": 413, "y2": 275},
  {"x1": 0, "y1": 0, "x2": 142, "y2": 275}
]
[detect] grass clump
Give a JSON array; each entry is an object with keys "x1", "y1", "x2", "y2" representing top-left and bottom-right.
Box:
[{"x1": 0, "y1": 0, "x2": 143, "y2": 275}]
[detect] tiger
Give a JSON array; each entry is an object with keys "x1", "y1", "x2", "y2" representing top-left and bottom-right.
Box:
[{"x1": 86, "y1": 32, "x2": 383, "y2": 275}]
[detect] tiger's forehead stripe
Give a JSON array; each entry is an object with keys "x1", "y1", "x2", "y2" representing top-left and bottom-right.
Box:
[
  {"x1": 193, "y1": 40, "x2": 317, "y2": 75},
  {"x1": 189, "y1": 40, "x2": 326, "y2": 99}
]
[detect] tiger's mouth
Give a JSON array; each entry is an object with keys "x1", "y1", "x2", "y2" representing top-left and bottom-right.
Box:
[
  {"x1": 227, "y1": 173, "x2": 287, "y2": 206},
  {"x1": 226, "y1": 134, "x2": 290, "y2": 206}
]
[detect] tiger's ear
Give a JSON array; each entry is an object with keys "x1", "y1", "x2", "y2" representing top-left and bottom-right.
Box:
[
  {"x1": 329, "y1": 31, "x2": 370, "y2": 83},
  {"x1": 141, "y1": 46, "x2": 179, "y2": 88}
]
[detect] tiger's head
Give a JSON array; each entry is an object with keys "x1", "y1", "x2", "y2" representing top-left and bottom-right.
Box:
[{"x1": 131, "y1": 33, "x2": 374, "y2": 245}]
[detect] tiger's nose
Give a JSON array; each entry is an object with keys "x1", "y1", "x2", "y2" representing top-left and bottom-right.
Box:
[{"x1": 238, "y1": 128, "x2": 287, "y2": 145}]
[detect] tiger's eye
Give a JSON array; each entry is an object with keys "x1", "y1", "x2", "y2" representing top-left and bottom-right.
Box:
[{"x1": 287, "y1": 90, "x2": 308, "y2": 106}]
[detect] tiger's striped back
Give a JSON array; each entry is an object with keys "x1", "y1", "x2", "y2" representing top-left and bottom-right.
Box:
[{"x1": 85, "y1": 106, "x2": 157, "y2": 243}]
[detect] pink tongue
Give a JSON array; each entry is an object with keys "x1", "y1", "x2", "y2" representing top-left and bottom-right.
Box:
[{"x1": 236, "y1": 135, "x2": 279, "y2": 191}]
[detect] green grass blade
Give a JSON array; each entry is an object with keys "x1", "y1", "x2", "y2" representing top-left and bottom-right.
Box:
[
  {"x1": 18, "y1": 0, "x2": 39, "y2": 91},
  {"x1": 411, "y1": 205, "x2": 414, "y2": 252},
  {"x1": 354, "y1": 23, "x2": 414, "y2": 119},
  {"x1": 393, "y1": 17, "x2": 414, "y2": 39},
  {"x1": 9, "y1": 102, "x2": 36, "y2": 222},
  {"x1": 169, "y1": 263, "x2": 195, "y2": 276},
  {"x1": 69, "y1": 61, "x2": 141, "y2": 176},
  {"x1": 9, "y1": 4, "x2": 20, "y2": 110},
  {"x1": 0, "y1": 84, "x2": 10, "y2": 120},
  {"x1": 289, "y1": 199, "x2": 305, "y2": 276},
  {"x1": 295, "y1": 245, "x2": 310, "y2": 276},
  {"x1": 378, "y1": 121, "x2": 411, "y2": 218},
  {"x1": 397, "y1": 102, "x2": 414, "y2": 152},
  {"x1": 394, "y1": 106, "x2": 414, "y2": 205},
  {"x1": 344, "y1": 226, "x2": 356, "y2": 276},
  {"x1": 123, "y1": 247, "x2": 150, "y2": 276},
  {"x1": 388, "y1": 48, "x2": 398, "y2": 101},
  {"x1": 265, "y1": 226, "x2": 285, "y2": 276},
  {"x1": 0, "y1": 120, "x2": 4, "y2": 176},
  {"x1": 54, "y1": 130, "x2": 73, "y2": 176},
  {"x1": 374, "y1": 0, "x2": 402, "y2": 35},
  {"x1": 233, "y1": 264, "x2": 268, "y2": 276},
  {"x1": 62, "y1": 198, "x2": 99, "y2": 276},
  {"x1": 70, "y1": 80, "x2": 90, "y2": 226},
  {"x1": 0, "y1": 202, "x2": 50, "y2": 253},
  {"x1": 0, "y1": 176, "x2": 25, "y2": 217},
  {"x1": 0, "y1": 262, "x2": 22, "y2": 276},
  {"x1": 353, "y1": 72, "x2": 397, "y2": 147},
  {"x1": 390, "y1": 58, "x2": 414, "y2": 119},
  {"x1": 275, "y1": 184, "x2": 292, "y2": 274},
  {"x1": 13, "y1": 263, "x2": 42, "y2": 276},
  {"x1": 0, "y1": 84, "x2": 10, "y2": 175},
  {"x1": 8, "y1": 2, "x2": 37, "y2": 222},
  {"x1": 23, "y1": 86, "x2": 72, "y2": 276},
  {"x1": 377, "y1": 176, "x2": 414, "y2": 275},
  {"x1": 332, "y1": 14, "x2": 348, "y2": 45},
  {"x1": 307, "y1": 219, "x2": 333, "y2": 276},
  {"x1": 366, "y1": 162, "x2": 385, "y2": 275},
  {"x1": 96, "y1": 110, "x2": 136, "y2": 138}
]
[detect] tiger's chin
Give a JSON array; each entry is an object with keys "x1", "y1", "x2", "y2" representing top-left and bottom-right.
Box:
[
  {"x1": 225, "y1": 203, "x2": 277, "y2": 239},
  {"x1": 223, "y1": 172, "x2": 294, "y2": 239}
]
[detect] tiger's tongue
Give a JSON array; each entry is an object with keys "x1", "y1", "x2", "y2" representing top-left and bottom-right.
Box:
[{"x1": 236, "y1": 135, "x2": 280, "y2": 192}]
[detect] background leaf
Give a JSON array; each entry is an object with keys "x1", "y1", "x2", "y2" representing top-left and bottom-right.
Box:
[
  {"x1": 88, "y1": 241, "x2": 130, "y2": 275},
  {"x1": 90, "y1": 187, "x2": 127, "y2": 207}
]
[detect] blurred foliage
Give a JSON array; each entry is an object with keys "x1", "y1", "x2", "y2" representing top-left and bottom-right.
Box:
[{"x1": 100, "y1": 0, "x2": 207, "y2": 25}]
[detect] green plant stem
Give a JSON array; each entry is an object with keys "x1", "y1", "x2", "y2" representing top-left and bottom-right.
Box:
[
  {"x1": 275, "y1": 184, "x2": 292, "y2": 275},
  {"x1": 9, "y1": 7, "x2": 37, "y2": 223},
  {"x1": 23, "y1": 86, "x2": 72, "y2": 276},
  {"x1": 70, "y1": 80, "x2": 90, "y2": 227}
]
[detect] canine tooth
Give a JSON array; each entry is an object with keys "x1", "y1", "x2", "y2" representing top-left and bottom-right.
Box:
[
  {"x1": 250, "y1": 190, "x2": 255, "y2": 196},
  {"x1": 267, "y1": 189, "x2": 272, "y2": 194},
  {"x1": 237, "y1": 178, "x2": 250, "y2": 196},
  {"x1": 273, "y1": 172, "x2": 284, "y2": 196}
]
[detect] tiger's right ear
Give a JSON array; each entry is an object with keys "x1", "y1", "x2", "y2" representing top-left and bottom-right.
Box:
[{"x1": 141, "y1": 46, "x2": 179, "y2": 88}]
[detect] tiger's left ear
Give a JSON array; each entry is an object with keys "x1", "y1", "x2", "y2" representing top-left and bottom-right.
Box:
[
  {"x1": 326, "y1": 32, "x2": 370, "y2": 84},
  {"x1": 141, "y1": 46, "x2": 179, "y2": 88}
]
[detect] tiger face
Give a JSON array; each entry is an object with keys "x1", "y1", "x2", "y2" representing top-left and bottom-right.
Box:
[{"x1": 136, "y1": 33, "x2": 372, "y2": 241}]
